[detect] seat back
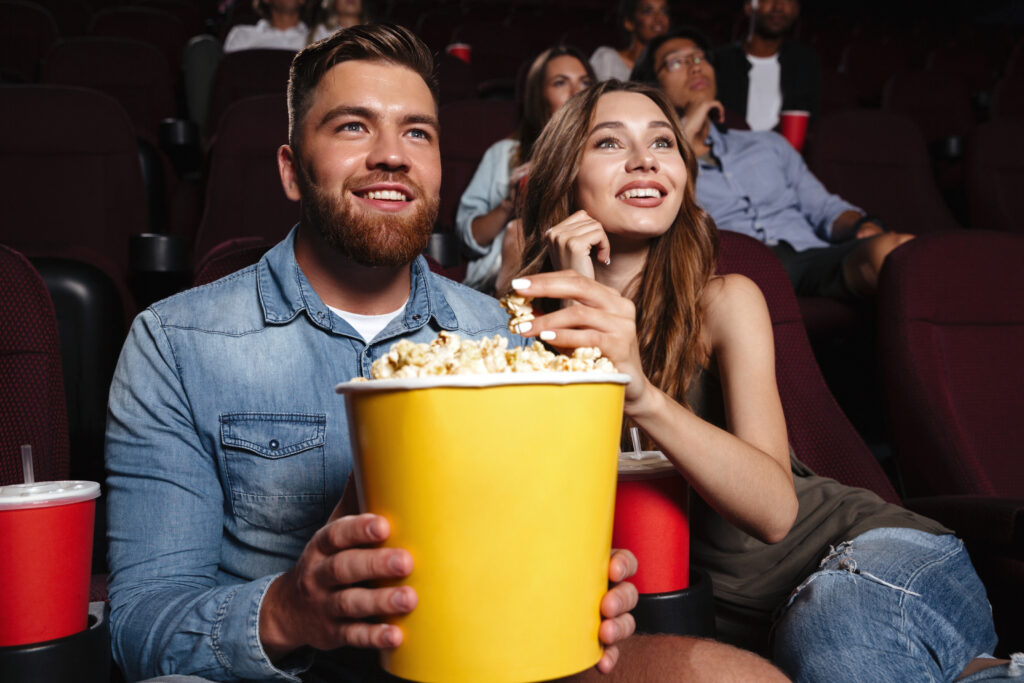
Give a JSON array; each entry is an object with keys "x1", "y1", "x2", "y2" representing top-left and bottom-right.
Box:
[
  {"x1": 965, "y1": 119, "x2": 1024, "y2": 235},
  {"x1": 991, "y1": 73, "x2": 1024, "y2": 121},
  {"x1": 716, "y1": 231, "x2": 900, "y2": 503},
  {"x1": 193, "y1": 93, "x2": 297, "y2": 262},
  {"x1": 42, "y1": 37, "x2": 174, "y2": 143},
  {"x1": 0, "y1": 85, "x2": 148, "y2": 284},
  {"x1": 0, "y1": 245, "x2": 69, "y2": 486},
  {"x1": 88, "y1": 6, "x2": 186, "y2": 86},
  {"x1": 437, "y1": 99, "x2": 520, "y2": 232},
  {"x1": 881, "y1": 70, "x2": 975, "y2": 147},
  {"x1": 193, "y1": 236, "x2": 273, "y2": 286},
  {"x1": 0, "y1": 0, "x2": 59, "y2": 82},
  {"x1": 206, "y1": 48, "x2": 295, "y2": 141},
  {"x1": 878, "y1": 230, "x2": 1024, "y2": 499},
  {"x1": 807, "y1": 109, "x2": 962, "y2": 235}
]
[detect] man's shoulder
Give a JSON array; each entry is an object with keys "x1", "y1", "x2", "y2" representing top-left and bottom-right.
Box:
[
  {"x1": 428, "y1": 271, "x2": 505, "y2": 318},
  {"x1": 714, "y1": 41, "x2": 748, "y2": 65},
  {"x1": 146, "y1": 264, "x2": 265, "y2": 332}
]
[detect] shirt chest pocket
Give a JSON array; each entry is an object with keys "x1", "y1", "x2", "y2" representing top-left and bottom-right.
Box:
[{"x1": 221, "y1": 412, "x2": 328, "y2": 533}]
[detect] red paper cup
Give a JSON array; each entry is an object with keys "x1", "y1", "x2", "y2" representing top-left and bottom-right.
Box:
[
  {"x1": 779, "y1": 110, "x2": 810, "y2": 152},
  {"x1": 612, "y1": 452, "x2": 689, "y2": 594},
  {"x1": 445, "y1": 42, "x2": 471, "y2": 64},
  {"x1": 0, "y1": 481, "x2": 100, "y2": 647}
]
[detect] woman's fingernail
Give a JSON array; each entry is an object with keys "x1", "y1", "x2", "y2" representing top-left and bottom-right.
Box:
[
  {"x1": 511, "y1": 278, "x2": 531, "y2": 290},
  {"x1": 515, "y1": 321, "x2": 532, "y2": 334},
  {"x1": 539, "y1": 330, "x2": 556, "y2": 341}
]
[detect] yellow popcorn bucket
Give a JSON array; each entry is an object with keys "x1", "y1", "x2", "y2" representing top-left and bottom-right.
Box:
[{"x1": 336, "y1": 372, "x2": 629, "y2": 683}]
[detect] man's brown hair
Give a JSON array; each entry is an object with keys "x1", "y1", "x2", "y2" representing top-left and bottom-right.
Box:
[{"x1": 286, "y1": 23, "x2": 438, "y2": 154}]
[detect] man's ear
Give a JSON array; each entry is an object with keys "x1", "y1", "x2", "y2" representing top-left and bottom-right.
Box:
[
  {"x1": 623, "y1": 17, "x2": 635, "y2": 36},
  {"x1": 277, "y1": 144, "x2": 302, "y2": 202}
]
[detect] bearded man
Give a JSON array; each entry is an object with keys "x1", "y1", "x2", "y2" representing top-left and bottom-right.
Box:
[{"x1": 105, "y1": 23, "x2": 788, "y2": 683}]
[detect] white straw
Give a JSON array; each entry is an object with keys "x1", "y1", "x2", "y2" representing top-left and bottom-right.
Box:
[
  {"x1": 629, "y1": 427, "x2": 643, "y2": 460},
  {"x1": 20, "y1": 444, "x2": 34, "y2": 484}
]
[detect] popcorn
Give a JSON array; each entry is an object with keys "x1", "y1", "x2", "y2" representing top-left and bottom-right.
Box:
[
  {"x1": 499, "y1": 292, "x2": 534, "y2": 334},
  {"x1": 361, "y1": 331, "x2": 617, "y2": 379}
]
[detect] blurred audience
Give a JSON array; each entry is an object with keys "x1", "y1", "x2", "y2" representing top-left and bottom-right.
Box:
[
  {"x1": 590, "y1": 0, "x2": 670, "y2": 81},
  {"x1": 714, "y1": 0, "x2": 820, "y2": 131},
  {"x1": 456, "y1": 45, "x2": 594, "y2": 293},
  {"x1": 635, "y1": 28, "x2": 912, "y2": 301},
  {"x1": 308, "y1": 0, "x2": 372, "y2": 43},
  {"x1": 223, "y1": 0, "x2": 309, "y2": 53}
]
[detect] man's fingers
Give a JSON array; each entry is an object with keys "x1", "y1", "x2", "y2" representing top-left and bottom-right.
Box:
[
  {"x1": 317, "y1": 513, "x2": 389, "y2": 555},
  {"x1": 601, "y1": 580, "x2": 639, "y2": 619},
  {"x1": 595, "y1": 644, "x2": 620, "y2": 674},
  {"x1": 335, "y1": 622, "x2": 404, "y2": 649},
  {"x1": 315, "y1": 545, "x2": 413, "y2": 587},
  {"x1": 332, "y1": 584, "x2": 417, "y2": 620},
  {"x1": 599, "y1": 612, "x2": 636, "y2": 647}
]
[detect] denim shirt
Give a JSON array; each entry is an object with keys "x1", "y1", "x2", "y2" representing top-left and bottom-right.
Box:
[
  {"x1": 105, "y1": 228, "x2": 521, "y2": 681},
  {"x1": 695, "y1": 125, "x2": 860, "y2": 251}
]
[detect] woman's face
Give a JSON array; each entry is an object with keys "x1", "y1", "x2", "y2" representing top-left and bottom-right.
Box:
[
  {"x1": 574, "y1": 91, "x2": 686, "y2": 241},
  {"x1": 542, "y1": 55, "x2": 593, "y2": 119},
  {"x1": 625, "y1": 0, "x2": 670, "y2": 44},
  {"x1": 332, "y1": 0, "x2": 360, "y2": 16}
]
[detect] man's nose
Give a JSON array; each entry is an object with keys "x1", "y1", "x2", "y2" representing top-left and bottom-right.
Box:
[{"x1": 366, "y1": 131, "x2": 410, "y2": 172}]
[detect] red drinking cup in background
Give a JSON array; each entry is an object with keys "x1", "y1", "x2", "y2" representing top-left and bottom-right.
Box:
[
  {"x1": 779, "y1": 110, "x2": 811, "y2": 152},
  {"x1": 612, "y1": 451, "x2": 689, "y2": 594},
  {"x1": 0, "y1": 481, "x2": 100, "y2": 646},
  {"x1": 445, "y1": 42, "x2": 471, "y2": 64}
]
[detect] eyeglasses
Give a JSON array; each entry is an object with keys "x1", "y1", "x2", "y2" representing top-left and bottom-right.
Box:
[{"x1": 657, "y1": 51, "x2": 707, "y2": 73}]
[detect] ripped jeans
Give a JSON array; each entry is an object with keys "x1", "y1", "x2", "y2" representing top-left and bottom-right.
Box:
[{"x1": 773, "y1": 527, "x2": 1012, "y2": 682}]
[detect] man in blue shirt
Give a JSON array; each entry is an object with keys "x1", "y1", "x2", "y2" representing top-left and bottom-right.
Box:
[
  {"x1": 105, "y1": 23, "x2": 786, "y2": 683},
  {"x1": 634, "y1": 27, "x2": 913, "y2": 301}
]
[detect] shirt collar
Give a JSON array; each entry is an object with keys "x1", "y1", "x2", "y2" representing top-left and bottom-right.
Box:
[{"x1": 256, "y1": 226, "x2": 459, "y2": 333}]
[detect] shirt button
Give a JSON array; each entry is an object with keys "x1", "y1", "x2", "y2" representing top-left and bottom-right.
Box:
[
  {"x1": 412, "y1": 314, "x2": 421, "y2": 321},
  {"x1": 269, "y1": 439, "x2": 280, "y2": 450}
]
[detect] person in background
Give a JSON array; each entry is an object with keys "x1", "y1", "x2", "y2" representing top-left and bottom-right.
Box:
[
  {"x1": 512, "y1": 77, "x2": 1019, "y2": 683},
  {"x1": 713, "y1": 0, "x2": 821, "y2": 131},
  {"x1": 635, "y1": 27, "x2": 911, "y2": 301},
  {"x1": 590, "y1": 0, "x2": 671, "y2": 82},
  {"x1": 308, "y1": 0, "x2": 372, "y2": 43},
  {"x1": 223, "y1": 0, "x2": 309, "y2": 53},
  {"x1": 455, "y1": 45, "x2": 594, "y2": 294}
]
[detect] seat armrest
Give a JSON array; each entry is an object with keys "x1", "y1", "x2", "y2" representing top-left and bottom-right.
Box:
[{"x1": 904, "y1": 495, "x2": 1024, "y2": 557}]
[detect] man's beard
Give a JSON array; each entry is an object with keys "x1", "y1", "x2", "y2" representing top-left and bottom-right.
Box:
[
  {"x1": 295, "y1": 163, "x2": 438, "y2": 268},
  {"x1": 754, "y1": 13, "x2": 796, "y2": 40}
]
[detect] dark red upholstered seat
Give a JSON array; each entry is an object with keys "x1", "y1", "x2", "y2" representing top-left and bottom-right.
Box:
[
  {"x1": 42, "y1": 37, "x2": 174, "y2": 144},
  {"x1": 877, "y1": 229, "x2": 1024, "y2": 654},
  {"x1": 192, "y1": 93, "x2": 296, "y2": 263},
  {"x1": 0, "y1": 245, "x2": 69, "y2": 486},
  {"x1": 991, "y1": 73, "x2": 1024, "y2": 122},
  {"x1": 0, "y1": 85, "x2": 146, "y2": 320},
  {"x1": 965, "y1": 119, "x2": 1024, "y2": 235},
  {"x1": 715, "y1": 230, "x2": 900, "y2": 503},
  {"x1": 206, "y1": 48, "x2": 295, "y2": 142},
  {"x1": 88, "y1": 6, "x2": 187, "y2": 86},
  {"x1": 437, "y1": 99, "x2": 520, "y2": 233},
  {"x1": 193, "y1": 236, "x2": 273, "y2": 286},
  {"x1": 807, "y1": 109, "x2": 963, "y2": 235},
  {"x1": 0, "y1": 0, "x2": 59, "y2": 82}
]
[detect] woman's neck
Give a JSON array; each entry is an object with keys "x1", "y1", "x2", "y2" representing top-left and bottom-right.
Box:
[{"x1": 618, "y1": 40, "x2": 646, "y2": 68}]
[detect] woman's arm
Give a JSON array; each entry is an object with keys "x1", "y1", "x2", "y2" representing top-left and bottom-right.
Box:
[{"x1": 509, "y1": 272, "x2": 797, "y2": 543}]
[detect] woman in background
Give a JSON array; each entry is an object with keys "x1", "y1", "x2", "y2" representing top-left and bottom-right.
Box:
[
  {"x1": 455, "y1": 45, "x2": 594, "y2": 293},
  {"x1": 589, "y1": 0, "x2": 670, "y2": 81},
  {"x1": 511, "y1": 79, "x2": 1014, "y2": 682},
  {"x1": 308, "y1": 0, "x2": 372, "y2": 43}
]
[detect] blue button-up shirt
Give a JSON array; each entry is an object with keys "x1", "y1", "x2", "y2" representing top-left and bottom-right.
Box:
[
  {"x1": 105, "y1": 227, "x2": 521, "y2": 681},
  {"x1": 695, "y1": 125, "x2": 860, "y2": 251}
]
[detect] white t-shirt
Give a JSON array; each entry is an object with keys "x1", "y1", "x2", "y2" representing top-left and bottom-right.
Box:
[
  {"x1": 745, "y1": 53, "x2": 782, "y2": 131},
  {"x1": 222, "y1": 19, "x2": 310, "y2": 53},
  {"x1": 328, "y1": 301, "x2": 407, "y2": 342},
  {"x1": 590, "y1": 46, "x2": 632, "y2": 82}
]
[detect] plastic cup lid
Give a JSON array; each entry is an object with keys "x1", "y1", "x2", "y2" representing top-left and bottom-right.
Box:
[
  {"x1": 0, "y1": 481, "x2": 100, "y2": 510},
  {"x1": 617, "y1": 450, "x2": 677, "y2": 479}
]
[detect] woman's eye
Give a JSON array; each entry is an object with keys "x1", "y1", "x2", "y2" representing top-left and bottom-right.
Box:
[
  {"x1": 596, "y1": 137, "x2": 620, "y2": 149},
  {"x1": 581, "y1": 78, "x2": 594, "y2": 88},
  {"x1": 653, "y1": 136, "x2": 674, "y2": 149}
]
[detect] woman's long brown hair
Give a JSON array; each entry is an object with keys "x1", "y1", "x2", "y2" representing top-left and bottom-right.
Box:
[{"x1": 515, "y1": 80, "x2": 719, "y2": 407}]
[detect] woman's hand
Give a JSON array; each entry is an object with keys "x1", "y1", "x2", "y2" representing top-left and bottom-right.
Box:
[
  {"x1": 510, "y1": 272, "x2": 653, "y2": 409},
  {"x1": 543, "y1": 209, "x2": 612, "y2": 281}
]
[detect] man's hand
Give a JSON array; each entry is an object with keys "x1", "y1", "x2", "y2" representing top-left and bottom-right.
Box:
[
  {"x1": 680, "y1": 99, "x2": 724, "y2": 146},
  {"x1": 258, "y1": 508, "x2": 417, "y2": 661},
  {"x1": 595, "y1": 549, "x2": 639, "y2": 674}
]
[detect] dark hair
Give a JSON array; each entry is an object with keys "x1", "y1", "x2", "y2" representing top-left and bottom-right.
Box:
[
  {"x1": 617, "y1": 0, "x2": 673, "y2": 47},
  {"x1": 516, "y1": 80, "x2": 719, "y2": 407},
  {"x1": 630, "y1": 25, "x2": 714, "y2": 85},
  {"x1": 514, "y1": 44, "x2": 596, "y2": 166},
  {"x1": 287, "y1": 23, "x2": 437, "y2": 153}
]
